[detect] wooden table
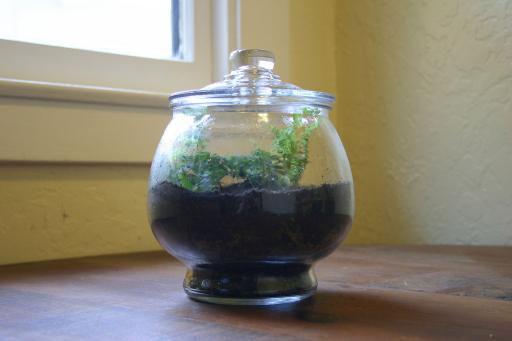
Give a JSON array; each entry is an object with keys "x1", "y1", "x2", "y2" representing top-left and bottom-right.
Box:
[{"x1": 1, "y1": 246, "x2": 511, "y2": 340}]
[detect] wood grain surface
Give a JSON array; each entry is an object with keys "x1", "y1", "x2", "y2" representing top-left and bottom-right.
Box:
[{"x1": 1, "y1": 246, "x2": 511, "y2": 340}]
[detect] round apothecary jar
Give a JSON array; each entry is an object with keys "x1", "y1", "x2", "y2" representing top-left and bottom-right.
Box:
[{"x1": 148, "y1": 49, "x2": 354, "y2": 305}]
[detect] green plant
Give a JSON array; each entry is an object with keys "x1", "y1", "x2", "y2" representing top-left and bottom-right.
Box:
[{"x1": 168, "y1": 107, "x2": 321, "y2": 192}]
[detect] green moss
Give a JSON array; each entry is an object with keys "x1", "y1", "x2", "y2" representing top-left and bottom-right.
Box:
[{"x1": 168, "y1": 107, "x2": 321, "y2": 192}]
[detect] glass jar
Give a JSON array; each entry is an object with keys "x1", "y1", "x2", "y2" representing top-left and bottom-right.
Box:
[{"x1": 148, "y1": 49, "x2": 354, "y2": 305}]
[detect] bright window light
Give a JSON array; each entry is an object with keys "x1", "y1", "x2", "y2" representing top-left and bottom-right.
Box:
[{"x1": 0, "y1": 0, "x2": 189, "y2": 60}]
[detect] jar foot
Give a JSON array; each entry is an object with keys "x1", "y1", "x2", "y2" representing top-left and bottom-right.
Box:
[{"x1": 183, "y1": 263, "x2": 317, "y2": 306}]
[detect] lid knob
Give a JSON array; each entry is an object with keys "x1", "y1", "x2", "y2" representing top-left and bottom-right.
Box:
[{"x1": 229, "y1": 49, "x2": 275, "y2": 71}]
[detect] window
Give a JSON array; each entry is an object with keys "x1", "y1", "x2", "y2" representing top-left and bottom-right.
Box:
[
  {"x1": 0, "y1": 0, "x2": 191, "y2": 61},
  {"x1": 0, "y1": 0, "x2": 212, "y2": 162},
  {"x1": 0, "y1": 0, "x2": 209, "y2": 93}
]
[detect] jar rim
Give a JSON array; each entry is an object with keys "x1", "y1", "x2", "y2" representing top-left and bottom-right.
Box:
[{"x1": 169, "y1": 88, "x2": 335, "y2": 110}]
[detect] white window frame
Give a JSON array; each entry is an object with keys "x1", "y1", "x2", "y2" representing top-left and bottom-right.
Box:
[
  {"x1": 0, "y1": 0, "x2": 291, "y2": 163},
  {"x1": 0, "y1": 0, "x2": 210, "y2": 96}
]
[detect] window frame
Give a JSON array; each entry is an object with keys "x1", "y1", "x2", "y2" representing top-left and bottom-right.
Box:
[{"x1": 0, "y1": 0, "x2": 210, "y2": 94}]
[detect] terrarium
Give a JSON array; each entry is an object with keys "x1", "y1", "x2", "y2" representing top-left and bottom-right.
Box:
[{"x1": 148, "y1": 49, "x2": 354, "y2": 305}]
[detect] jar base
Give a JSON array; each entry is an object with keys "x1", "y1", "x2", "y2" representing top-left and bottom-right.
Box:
[
  {"x1": 183, "y1": 263, "x2": 317, "y2": 306},
  {"x1": 185, "y1": 290, "x2": 314, "y2": 306}
]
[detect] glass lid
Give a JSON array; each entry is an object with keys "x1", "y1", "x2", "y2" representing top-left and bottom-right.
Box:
[{"x1": 169, "y1": 49, "x2": 335, "y2": 110}]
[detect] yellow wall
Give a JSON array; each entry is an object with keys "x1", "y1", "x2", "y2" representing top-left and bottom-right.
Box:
[
  {"x1": 289, "y1": 0, "x2": 337, "y2": 108},
  {"x1": 1, "y1": 0, "x2": 511, "y2": 265},
  {"x1": 0, "y1": 164, "x2": 159, "y2": 265},
  {"x1": 336, "y1": 1, "x2": 512, "y2": 244}
]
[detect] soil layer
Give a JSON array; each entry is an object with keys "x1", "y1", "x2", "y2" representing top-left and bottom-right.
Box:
[{"x1": 149, "y1": 181, "x2": 353, "y2": 265}]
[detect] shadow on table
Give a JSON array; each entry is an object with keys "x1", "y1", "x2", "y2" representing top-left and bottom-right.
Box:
[
  {"x1": 189, "y1": 289, "x2": 415, "y2": 324},
  {"x1": 172, "y1": 288, "x2": 509, "y2": 339}
]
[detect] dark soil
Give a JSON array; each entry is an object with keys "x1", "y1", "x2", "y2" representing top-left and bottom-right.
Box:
[{"x1": 149, "y1": 181, "x2": 353, "y2": 266}]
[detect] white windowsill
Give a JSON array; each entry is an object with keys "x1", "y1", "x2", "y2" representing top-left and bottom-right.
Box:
[{"x1": 0, "y1": 78, "x2": 169, "y2": 109}]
